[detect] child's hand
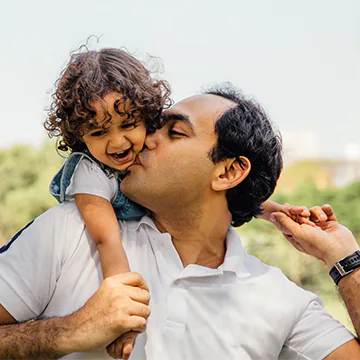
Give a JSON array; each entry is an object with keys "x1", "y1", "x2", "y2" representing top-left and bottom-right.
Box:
[
  {"x1": 260, "y1": 200, "x2": 314, "y2": 227},
  {"x1": 270, "y1": 203, "x2": 315, "y2": 227},
  {"x1": 107, "y1": 331, "x2": 138, "y2": 360}
]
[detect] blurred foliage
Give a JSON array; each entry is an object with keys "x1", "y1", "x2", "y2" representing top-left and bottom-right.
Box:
[
  {"x1": 0, "y1": 145, "x2": 359, "y2": 330},
  {"x1": 240, "y1": 176, "x2": 360, "y2": 292},
  {"x1": 0, "y1": 141, "x2": 63, "y2": 245},
  {"x1": 239, "y1": 175, "x2": 360, "y2": 331}
]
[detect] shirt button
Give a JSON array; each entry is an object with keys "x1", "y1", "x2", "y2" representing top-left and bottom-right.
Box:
[{"x1": 174, "y1": 279, "x2": 180, "y2": 286}]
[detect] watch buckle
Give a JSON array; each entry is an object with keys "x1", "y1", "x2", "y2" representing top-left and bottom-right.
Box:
[{"x1": 335, "y1": 262, "x2": 354, "y2": 276}]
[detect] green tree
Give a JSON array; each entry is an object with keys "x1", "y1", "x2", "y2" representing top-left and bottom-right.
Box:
[{"x1": 0, "y1": 141, "x2": 63, "y2": 245}]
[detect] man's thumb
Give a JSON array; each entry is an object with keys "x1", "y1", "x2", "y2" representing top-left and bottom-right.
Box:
[{"x1": 271, "y1": 212, "x2": 299, "y2": 235}]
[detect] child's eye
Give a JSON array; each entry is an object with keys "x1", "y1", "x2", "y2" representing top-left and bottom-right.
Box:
[
  {"x1": 90, "y1": 130, "x2": 107, "y2": 137},
  {"x1": 121, "y1": 121, "x2": 138, "y2": 130}
]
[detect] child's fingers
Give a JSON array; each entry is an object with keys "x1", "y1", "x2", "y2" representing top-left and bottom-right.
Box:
[
  {"x1": 300, "y1": 209, "x2": 311, "y2": 217},
  {"x1": 287, "y1": 206, "x2": 310, "y2": 217},
  {"x1": 282, "y1": 202, "x2": 310, "y2": 218},
  {"x1": 297, "y1": 216, "x2": 316, "y2": 227},
  {"x1": 287, "y1": 213, "x2": 315, "y2": 227}
]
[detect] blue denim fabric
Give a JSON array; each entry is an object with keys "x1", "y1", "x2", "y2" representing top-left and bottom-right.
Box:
[{"x1": 49, "y1": 151, "x2": 147, "y2": 220}]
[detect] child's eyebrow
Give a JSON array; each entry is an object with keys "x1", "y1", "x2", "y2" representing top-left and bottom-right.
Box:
[
  {"x1": 87, "y1": 124, "x2": 103, "y2": 131},
  {"x1": 87, "y1": 115, "x2": 113, "y2": 130}
]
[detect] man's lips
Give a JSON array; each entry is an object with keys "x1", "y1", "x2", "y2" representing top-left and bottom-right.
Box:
[
  {"x1": 133, "y1": 154, "x2": 143, "y2": 166},
  {"x1": 130, "y1": 152, "x2": 147, "y2": 167}
]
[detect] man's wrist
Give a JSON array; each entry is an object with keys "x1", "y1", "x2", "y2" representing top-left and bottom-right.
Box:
[
  {"x1": 329, "y1": 250, "x2": 360, "y2": 285},
  {"x1": 323, "y1": 245, "x2": 360, "y2": 270},
  {"x1": 53, "y1": 313, "x2": 85, "y2": 355},
  {"x1": 31, "y1": 313, "x2": 85, "y2": 357}
]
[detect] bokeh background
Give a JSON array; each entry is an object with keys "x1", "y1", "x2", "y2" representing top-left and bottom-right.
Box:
[{"x1": 1, "y1": 0, "x2": 360, "y2": 332}]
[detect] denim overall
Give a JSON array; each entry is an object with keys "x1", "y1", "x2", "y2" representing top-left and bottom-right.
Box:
[{"x1": 49, "y1": 150, "x2": 147, "y2": 220}]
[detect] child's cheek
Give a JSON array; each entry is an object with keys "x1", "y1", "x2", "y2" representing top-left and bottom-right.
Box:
[{"x1": 136, "y1": 126, "x2": 147, "y2": 149}]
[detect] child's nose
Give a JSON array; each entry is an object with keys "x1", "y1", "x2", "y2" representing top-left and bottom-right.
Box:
[{"x1": 109, "y1": 132, "x2": 126, "y2": 148}]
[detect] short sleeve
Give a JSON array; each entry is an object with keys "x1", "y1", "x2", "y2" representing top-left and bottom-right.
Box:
[
  {"x1": 280, "y1": 298, "x2": 355, "y2": 360},
  {"x1": 65, "y1": 158, "x2": 118, "y2": 202},
  {"x1": 0, "y1": 205, "x2": 85, "y2": 322}
]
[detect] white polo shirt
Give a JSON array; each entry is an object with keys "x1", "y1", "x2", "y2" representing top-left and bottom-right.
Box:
[{"x1": 0, "y1": 203, "x2": 354, "y2": 360}]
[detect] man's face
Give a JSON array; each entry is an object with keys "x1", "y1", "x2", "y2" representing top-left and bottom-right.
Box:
[{"x1": 120, "y1": 94, "x2": 236, "y2": 211}]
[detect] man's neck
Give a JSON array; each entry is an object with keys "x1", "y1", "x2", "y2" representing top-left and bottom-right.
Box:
[{"x1": 151, "y1": 201, "x2": 232, "y2": 269}]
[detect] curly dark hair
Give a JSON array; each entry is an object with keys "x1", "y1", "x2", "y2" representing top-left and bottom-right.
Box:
[
  {"x1": 45, "y1": 47, "x2": 172, "y2": 152},
  {"x1": 205, "y1": 83, "x2": 283, "y2": 227}
]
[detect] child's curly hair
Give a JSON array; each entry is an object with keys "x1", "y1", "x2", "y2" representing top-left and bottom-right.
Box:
[{"x1": 44, "y1": 47, "x2": 172, "y2": 152}]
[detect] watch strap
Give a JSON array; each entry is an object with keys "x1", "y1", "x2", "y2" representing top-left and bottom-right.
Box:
[{"x1": 329, "y1": 250, "x2": 360, "y2": 285}]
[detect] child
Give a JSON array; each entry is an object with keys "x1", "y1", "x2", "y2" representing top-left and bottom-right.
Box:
[{"x1": 45, "y1": 47, "x2": 172, "y2": 278}]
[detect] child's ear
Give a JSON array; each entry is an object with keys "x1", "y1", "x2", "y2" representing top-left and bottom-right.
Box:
[{"x1": 212, "y1": 156, "x2": 251, "y2": 191}]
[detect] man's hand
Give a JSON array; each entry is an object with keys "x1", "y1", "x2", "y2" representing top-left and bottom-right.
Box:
[
  {"x1": 271, "y1": 204, "x2": 360, "y2": 269},
  {"x1": 0, "y1": 272, "x2": 150, "y2": 359},
  {"x1": 72, "y1": 272, "x2": 150, "y2": 353}
]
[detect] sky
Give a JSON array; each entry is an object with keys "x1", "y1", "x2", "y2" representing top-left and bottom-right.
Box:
[{"x1": 1, "y1": 0, "x2": 360, "y2": 160}]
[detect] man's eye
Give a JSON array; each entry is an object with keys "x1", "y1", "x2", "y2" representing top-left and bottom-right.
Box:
[
  {"x1": 169, "y1": 129, "x2": 185, "y2": 137},
  {"x1": 90, "y1": 130, "x2": 106, "y2": 137},
  {"x1": 122, "y1": 122, "x2": 138, "y2": 130}
]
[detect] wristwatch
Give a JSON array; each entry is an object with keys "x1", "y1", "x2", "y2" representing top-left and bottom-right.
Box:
[{"x1": 329, "y1": 250, "x2": 360, "y2": 285}]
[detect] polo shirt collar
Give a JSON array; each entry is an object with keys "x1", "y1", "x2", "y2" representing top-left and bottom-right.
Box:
[
  {"x1": 221, "y1": 227, "x2": 251, "y2": 279},
  {"x1": 134, "y1": 215, "x2": 159, "y2": 232},
  {"x1": 135, "y1": 216, "x2": 250, "y2": 279}
]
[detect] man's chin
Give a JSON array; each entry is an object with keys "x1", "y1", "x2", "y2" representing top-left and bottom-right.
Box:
[
  {"x1": 120, "y1": 168, "x2": 141, "y2": 196},
  {"x1": 119, "y1": 169, "x2": 131, "y2": 180}
]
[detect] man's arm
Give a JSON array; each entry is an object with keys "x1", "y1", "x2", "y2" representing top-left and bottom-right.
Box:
[
  {"x1": 0, "y1": 273, "x2": 150, "y2": 360},
  {"x1": 272, "y1": 205, "x2": 360, "y2": 358}
]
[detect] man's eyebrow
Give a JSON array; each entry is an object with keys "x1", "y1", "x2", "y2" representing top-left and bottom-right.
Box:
[{"x1": 162, "y1": 112, "x2": 194, "y2": 132}]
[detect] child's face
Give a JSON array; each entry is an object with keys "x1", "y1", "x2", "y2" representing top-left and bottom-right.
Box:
[{"x1": 82, "y1": 92, "x2": 146, "y2": 171}]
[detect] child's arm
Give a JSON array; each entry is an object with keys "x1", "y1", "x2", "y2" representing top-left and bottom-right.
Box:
[
  {"x1": 258, "y1": 200, "x2": 314, "y2": 226},
  {"x1": 75, "y1": 193, "x2": 130, "y2": 278},
  {"x1": 75, "y1": 194, "x2": 140, "y2": 360}
]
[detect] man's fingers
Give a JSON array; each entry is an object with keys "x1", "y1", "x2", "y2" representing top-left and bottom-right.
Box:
[
  {"x1": 128, "y1": 302, "x2": 151, "y2": 319},
  {"x1": 123, "y1": 285, "x2": 150, "y2": 305},
  {"x1": 127, "y1": 315, "x2": 148, "y2": 333},
  {"x1": 113, "y1": 272, "x2": 149, "y2": 291},
  {"x1": 309, "y1": 206, "x2": 328, "y2": 223},
  {"x1": 272, "y1": 212, "x2": 301, "y2": 237},
  {"x1": 321, "y1": 204, "x2": 337, "y2": 221}
]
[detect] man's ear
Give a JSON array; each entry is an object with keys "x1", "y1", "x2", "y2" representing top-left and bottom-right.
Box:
[{"x1": 212, "y1": 156, "x2": 251, "y2": 191}]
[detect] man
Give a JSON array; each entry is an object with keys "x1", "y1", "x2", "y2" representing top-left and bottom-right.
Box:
[{"x1": 0, "y1": 84, "x2": 359, "y2": 359}]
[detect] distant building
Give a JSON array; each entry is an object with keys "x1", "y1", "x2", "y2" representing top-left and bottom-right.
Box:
[
  {"x1": 333, "y1": 160, "x2": 360, "y2": 188},
  {"x1": 281, "y1": 130, "x2": 320, "y2": 166},
  {"x1": 277, "y1": 140, "x2": 360, "y2": 191},
  {"x1": 333, "y1": 143, "x2": 360, "y2": 188}
]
